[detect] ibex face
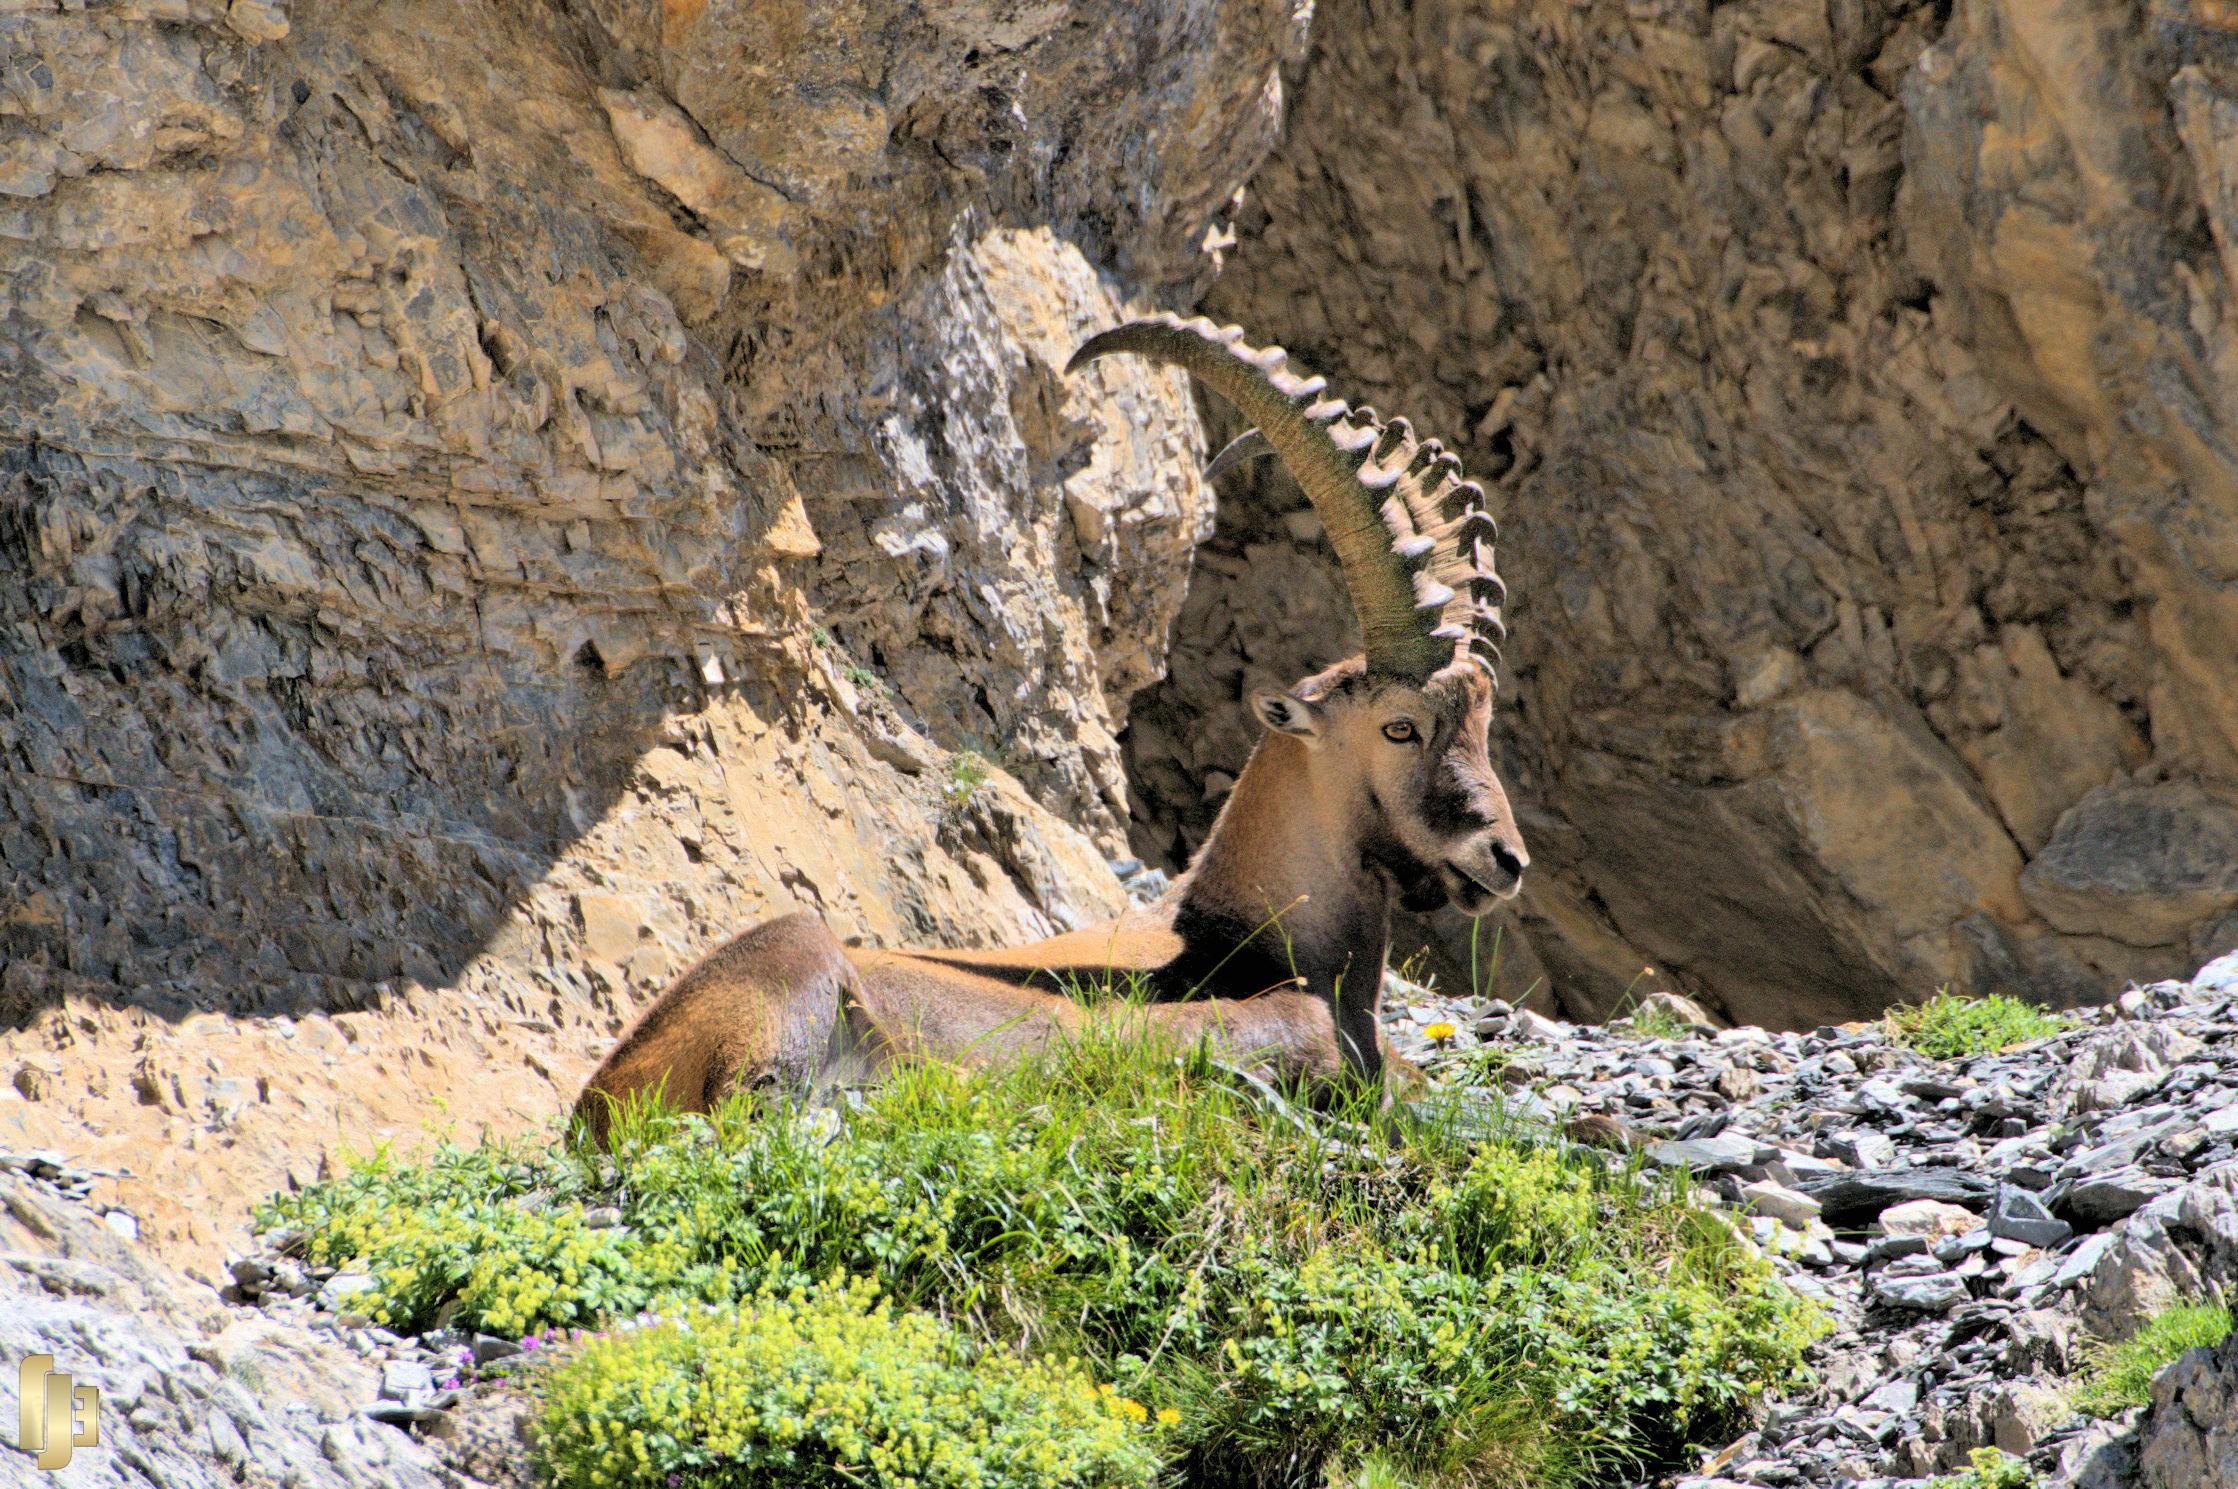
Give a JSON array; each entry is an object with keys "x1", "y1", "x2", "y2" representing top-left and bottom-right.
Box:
[{"x1": 1254, "y1": 655, "x2": 1526, "y2": 917}]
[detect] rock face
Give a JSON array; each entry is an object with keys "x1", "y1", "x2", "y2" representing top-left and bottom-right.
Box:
[
  {"x1": 2137, "y1": 1331, "x2": 2238, "y2": 1489},
  {"x1": 1131, "y1": 0, "x2": 2238, "y2": 1026},
  {"x1": 0, "y1": 0, "x2": 1300, "y2": 1260}
]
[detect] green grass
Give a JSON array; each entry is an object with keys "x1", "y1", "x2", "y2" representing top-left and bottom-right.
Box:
[
  {"x1": 257, "y1": 1027, "x2": 1823, "y2": 1488},
  {"x1": 1611, "y1": 1006, "x2": 1693, "y2": 1042},
  {"x1": 1883, "y1": 989, "x2": 2072, "y2": 1060},
  {"x1": 1930, "y1": 1448, "x2": 2036, "y2": 1489},
  {"x1": 2072, "y1": 1302, "x2": 2233, "y2": 1417}
]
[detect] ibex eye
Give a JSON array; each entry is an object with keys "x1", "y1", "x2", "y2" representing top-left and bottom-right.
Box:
[{"x1": 1382, "y1": 721, "x2": 1417, "y2": 743}]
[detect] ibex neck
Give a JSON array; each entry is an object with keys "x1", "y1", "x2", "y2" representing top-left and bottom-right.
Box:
[{"x1": 1173, "y1": 734, "x2": 1391, "y2": 1064}]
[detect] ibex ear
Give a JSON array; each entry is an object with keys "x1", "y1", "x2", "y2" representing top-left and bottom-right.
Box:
[{"x1": 1251, "y1": 689, "x2": 1325, "y2": 742}]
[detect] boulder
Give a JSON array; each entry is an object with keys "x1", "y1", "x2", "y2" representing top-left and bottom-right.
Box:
[
  {"x1": 2138, "y1": 1332, "x2": 2238, "y2": 1489},
  {"x1": 1801, "y1": 1170, "x2": 1996, "y2": 1228},
  {"x1": 2022, "y1": 784, "x2": 2238, "y2": 949}
]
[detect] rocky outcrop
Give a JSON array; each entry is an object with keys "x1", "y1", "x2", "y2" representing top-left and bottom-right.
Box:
[
  {"x1": 2136, "y1": 1330, "x2": 2238, "y2": 1489},
  {"x1": 1133, "y1": 0, "x2": 2238, "y2": 1026},
  {"x1": 0, "y1": 0, "x2": 1304, "y2": 1261}
]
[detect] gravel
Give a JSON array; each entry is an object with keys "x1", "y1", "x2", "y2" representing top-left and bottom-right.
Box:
[{"x1": 1382, "y1": 949, "x2": 2238, "y2": 1488}]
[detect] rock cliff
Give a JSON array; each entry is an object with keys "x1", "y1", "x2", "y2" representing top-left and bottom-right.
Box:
[
  {"x1": 1133, "y1": 0, "x2": 2238, "y2": 1028},
  {"x1": 0, "y1": 0, "x2": 1300, "y2": 1259}
]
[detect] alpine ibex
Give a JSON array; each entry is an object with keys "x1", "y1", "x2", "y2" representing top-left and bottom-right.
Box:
[{"x1": 574, "y1": 315, "x2": 1526, "y2": 1141}]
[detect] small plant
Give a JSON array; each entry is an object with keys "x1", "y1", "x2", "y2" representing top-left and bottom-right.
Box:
[
  {"x1": 1931, "y1": 1447, "x2": 2038, "y2": 1489},
  {"x1": 1437, "y1": 1042, "x2": 1516, "y2": 1084},
  {"x1": 1615, "y1": 1005, "x2": 1692, "y2": 1042},
  {"x1": 844, "y1": 662, "x2": 880, "y2": 690},
  {"x1": 939, "y1": 750, "x2": 993, "y2": 815},
  {"x1": 2072, "y1": 1301, "x2": 2234, "y2": 1417},
  {"x1": 1885, "y1": 989, "x2": 2072, "y2": 1060},
  {"x1": 536, "y1": 1278, "x2": 1163, "y2": 1489}
]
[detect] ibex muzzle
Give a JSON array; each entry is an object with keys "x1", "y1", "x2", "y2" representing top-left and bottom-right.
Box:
[{"x1": 575, "y1": 316, "x2": 1526, "y2": 1138}]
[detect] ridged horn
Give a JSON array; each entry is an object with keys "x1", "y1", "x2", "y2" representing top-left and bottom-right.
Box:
[{"x1": 1067, "y1": 313, "x2": 1505, "y2": 684}]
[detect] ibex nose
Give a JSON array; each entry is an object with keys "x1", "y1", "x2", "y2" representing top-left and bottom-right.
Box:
[{"x1": 1490, "y1": 839, "x2": 1527, "y2": 884}]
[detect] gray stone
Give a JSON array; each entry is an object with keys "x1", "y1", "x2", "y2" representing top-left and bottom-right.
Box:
[
  {"x1": 1799, "y1": 1169, "x2": 1995, "y2": 1226},
  {"x1": 1866, "y1": 1233, "x2": 1929, "y2": 1263},
  {"x1": 2197, "y1": 951, "x2": 2238, "y2": 996},
  {"x1": 2021, "y1": 783, "x2": 2238, "y2": 948},
  {"x1": 1872, "y1": 1271, "x2": 1971, "y2": 1312},
  {"x1": 2068, "y1": 1023, "x2": 2207, "y2": 1115},
  {"x1": 2053, "y1": 1232, "x2": 2117, "y2": 1288},
  {"x1": 1989, "y1": 1185, "x2": 2074, "y2": 1249},
  {"x1": 1931, "y1": 1227, "x2": 1993, "y2": 1263},
  {"x1": 1510, "y1": 1009, "x2": 1571, "y2": 1041},
  {"x1": 1819, "y1": 1130, "x2": 1899, "y2": 1169},
  {"x1": 2, "y1": 1199, "x2": 458, "y2": 1489},
  {"x1": 1860, "y1": 1377, "x2": 1920, "y2": 1414},
  {"x1": 316, "y1": 1273, "x2": 377, "y2": 1313},
  {"x1": 2068, "y1": 1168, "x2": 2180, "y2": 1227},
  {"x1": 2137, "y1": 1331, "x2": 2238, "y2": 1488},
  {"x1": 1646, "y1": 1135, "x2": 1765, "y2": 1175},
  {"x1": 380, "y1": 1359, "x2": 436, "y2": 1401}
]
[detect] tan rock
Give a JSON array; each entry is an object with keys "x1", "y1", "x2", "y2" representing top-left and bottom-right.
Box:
[
  {"x1": 575, "y1": 895, "x2": 648, "y2": 967},
  {"x1": 1880, "y1": 1200, "x2": 1982, "y2": 1240},
  {"x1": 1951, "y1": 627, "x2": 2146, "y2": 853},
  {"x1": 1990, "y1": 1381, "x2": 2071, "y2": 1456},
  {"x1": 597, "y1": 87, "x2": 801, "y2": 278}
]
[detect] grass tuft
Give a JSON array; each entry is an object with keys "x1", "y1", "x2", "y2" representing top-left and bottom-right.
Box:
[
  {"x1": 1930, "y1": 1448, "x2": 2037, "y2": 1489},
  {"x1": 1612, "y1": 1006, "x2": 1693, "y2": 1042},
  {"x1": 1883, "y1": 989, "x2": 2072, "y2": 1060},
  {"x1": 2072, "y1": 1302, "x2": 2233, "y2": 1418},
  {"x1": 257, "y1": 1027, "x2": 1822, "y2": 1487}
]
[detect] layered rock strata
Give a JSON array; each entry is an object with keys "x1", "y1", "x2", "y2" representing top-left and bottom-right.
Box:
[
  {"x1": 1133, "y1": 0, "x2": 2238, "y2": 1026},
  {"x1": 0, "y1": 0, "x2": 1301, "y2": 1258}
]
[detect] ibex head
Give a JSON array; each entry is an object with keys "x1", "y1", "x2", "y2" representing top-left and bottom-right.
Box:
[
  {"x1": 1253, "y1": 655, "x2": 1524, "y2": 914},
  {"x1": 1070, "y1": 315, "x2": 1527, "y2": 916}
]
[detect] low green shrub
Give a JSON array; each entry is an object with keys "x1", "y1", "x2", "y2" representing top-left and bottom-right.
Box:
[
  {"x1": 536, "y1": 1278, "x2": 1161, "y2": 1489},
  {"x1": 2072, "y1": 1301, "x2": 2234, "y2": 1417},
  {"x1": 1930, "y1": 1447, "x2": 2037, "y2": 1489},
  {"x1": 1884, "y1": 990, "x2": 2071, "y2": 1059},
  {"x1": 259, "y1": 1027, "x2": 1823, "y2": 1486}
]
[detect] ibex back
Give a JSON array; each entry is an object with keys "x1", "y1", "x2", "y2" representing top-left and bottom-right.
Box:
[{"x1": 575, "y1": 316, "x2": 1527, "y2": 1142}]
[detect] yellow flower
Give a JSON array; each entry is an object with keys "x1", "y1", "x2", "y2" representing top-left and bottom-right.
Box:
[
  {"x1": 1423, "y1": 1021, "x2": 1458, "y2": 1043},
  {"x1": 1157, "y1": 1408, "x2": 1181, "y2": 1427}
]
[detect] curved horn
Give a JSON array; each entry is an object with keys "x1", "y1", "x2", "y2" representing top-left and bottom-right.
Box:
[{"x1": 1067, "y1": 314, "x2": 1504, "y2": 684}]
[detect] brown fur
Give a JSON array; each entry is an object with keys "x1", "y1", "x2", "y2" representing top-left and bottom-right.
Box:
[{"x1": 575, "y1": 655, "x2": 1526, "y2": 1140}]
